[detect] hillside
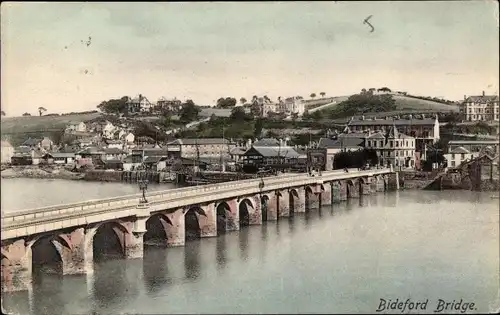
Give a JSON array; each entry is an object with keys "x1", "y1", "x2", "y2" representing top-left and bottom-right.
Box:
[
  {"x1": 317, "y1": 94, "x2": 459, "y2": 115},
  {"x1": 0, "y1": 113, "x2": 102, "y2": 135}
]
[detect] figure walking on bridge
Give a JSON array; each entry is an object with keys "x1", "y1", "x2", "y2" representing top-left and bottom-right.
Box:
[{"x1": 139, "y1": 180, "x2": 149, "y2": 204}]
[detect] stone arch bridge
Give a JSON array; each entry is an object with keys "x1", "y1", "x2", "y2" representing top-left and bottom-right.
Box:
[{"x1": 1, "y1": 168, "x2": 397, "y2": 292}]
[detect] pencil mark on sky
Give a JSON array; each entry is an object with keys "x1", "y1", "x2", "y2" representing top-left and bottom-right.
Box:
[{"x1": 363, "y1": 15, "x2": 375, "y2": 33}]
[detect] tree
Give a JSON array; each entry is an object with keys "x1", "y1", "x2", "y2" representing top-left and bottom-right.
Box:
[
  {"x1": 254, "y1": 118, "x2": 263, "y2": 137},
  {"x1": 310, "y1": 93, "x2": 316, "y2": 99},
  {"x1": 230, "y1": 107, "x2": 248, "y2": 121},
  {"x1": 38, "y1": 107, "x2": 47, "y2": 116},
  {"x1": 240, "y1": 97, "x2": 247, "y2": 105},
  {"x1": 22, "y1": 112, "x2": 31, "y2": 116},
  {"x1": 216, "y1": 97, "x2": 237, "y2": 109},
  {"x1": 97, "y1": 96, "x2": 129, "y2": 114},
  {"x1": 250, "y1": 103, "x2": 262, "y2": 118},
  {"x1": 378, "y1": 87, "x2": 392, "y2": 93},
  {"x1": 326, "y1": 92, "x2": 397, "y2": 119},
  {"x1": 179, "y1": 99, "x2": 200, "y2": 123},
  {"x1": 320, "y1": 92, "x2": 326, "y2": 98}
]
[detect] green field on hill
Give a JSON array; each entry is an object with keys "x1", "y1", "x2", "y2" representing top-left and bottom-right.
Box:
[
  {"x1": 0, "y1": 112, "x2": 102, "y2": 135},
  {"x1": 317, "y1": 94, "x2": 459, "y2": 114}
]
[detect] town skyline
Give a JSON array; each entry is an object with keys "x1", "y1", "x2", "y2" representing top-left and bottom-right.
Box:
[{"x1": 1, "y1": 1, "x2": 499, "y2": 116}]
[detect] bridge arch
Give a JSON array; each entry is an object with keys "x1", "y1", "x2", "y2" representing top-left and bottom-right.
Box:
[
  {"x1": 238, "y1": 198, "x2": 253, "y2": 227},
  {"x1": 288, "y1": 188, "x2": 300, "y2": 216},
  {"x1": 92, "y1": 221, "x2": 129, "y2": 261},
  {"x1": 216, "y1": 202, "x2": 230, "y2": 235},
  {"x1": 30, "y1": 235, "x2": 65, "y2": 276},
  {"x1": 184, "y1": 206, "x2": 205, "y2": 241},
  {"x1": 144, "y1": 213, "x2": 173, "y2": 246}
]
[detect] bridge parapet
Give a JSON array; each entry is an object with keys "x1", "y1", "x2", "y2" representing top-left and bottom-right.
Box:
[{"x1": 1, "y1": 169, "x2": 393, "y2": 241}]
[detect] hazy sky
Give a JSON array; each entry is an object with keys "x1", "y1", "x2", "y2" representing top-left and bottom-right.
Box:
[{"x1": 1, "y1": 1, "x2": 499, "y2": 116}]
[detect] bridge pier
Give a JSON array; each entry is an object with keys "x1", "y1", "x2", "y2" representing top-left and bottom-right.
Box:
[
  {"x1": 376, "y1": 176, "x2": 385, "y2": 192},
  {"x1": 225, "y1": 199, "x2": 240, "y2": 231},
  {"x1": 123, "y1": 215, "x2": 148, "y2": 259},
  {"x1": 387, "y1": 173, "x2": 400, "y2": 191},
  {"x1": 249, "y1": 195, "x2": 262, "y2": 225},
  {"x1": 56, "y1": 227, "x2": 94, "y2": 275},
  {"x1": 266, "y1": 193, "x2": 279, "y2": 221},
  {"x1": 1, "y1": 239, "x2": 32, "y2": 292},
  {"x1": 369, "y1": 176, "x2": 377, "y2": 193},
  {"x1": 331, "y1": 182, "x2": 341, "y2": 203},
  {"x1": 163, "y1": 209, "x2": 185, "y2": 247},
  {"x1": 306, "y1": 187, "x2": 320, "y2": 210},
  {"x1": 347, "y1": 180, "x2": 360, "y2": 198},
  {"x1": 278, "y1": 190, "x2": 290, "y2": 217},
  {"x1": 294, "y1": 187, "x2": 306, "y2": 213},
  {"x1": 196, "y1": 203, "x2": 217, "y2": 237},
  {"x1": 361, "y1": 178, "x2": 371, "y2": 195},
  {"x1": 321, "y1": 182, "x2": 332, "y2": 206},
  {"x1": 339, "y1": 181, "x2": 348, "y2": 201}
]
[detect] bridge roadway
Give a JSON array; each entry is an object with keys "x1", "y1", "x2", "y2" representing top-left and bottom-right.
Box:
[{"x1": 1, "y1": 168, "x2": 396, "y2": 292}]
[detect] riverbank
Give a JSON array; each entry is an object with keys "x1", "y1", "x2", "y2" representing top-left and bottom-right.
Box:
[{"x1": 0, "y1": 166, "x2": 84, "y2": 180}]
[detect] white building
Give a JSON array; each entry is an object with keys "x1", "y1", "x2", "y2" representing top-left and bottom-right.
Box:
[
  {"x1": 444, "y1": 146, "x2": 474, "y2": 168},
  {"x1": 460, "y1": 91, "x2": 499, "y2": 121},
  {"x1": 65, "y1": 121, "x2": 87, "y2": 133},
  {"x1": 364, "y1": 127, "x2": 416, "y2": 169},
  {"x1": 127, "y1": 94, "x2": 154, "y2": 113},
  {"x1": 278, "y1": 97, "x2": 306, "y2": 116},
  {"x1": 1, "y1": 140, "x2": 14, "y2": 164}
]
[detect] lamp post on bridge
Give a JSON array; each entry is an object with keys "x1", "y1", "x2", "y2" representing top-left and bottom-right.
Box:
[{"x1": 138, "y1": 179, "x2": 149, "y2": 204}]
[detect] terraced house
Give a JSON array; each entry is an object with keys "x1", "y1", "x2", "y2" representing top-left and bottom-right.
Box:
[
  {"x1": 166, "y1": 138, "x2": 233, "y2": 159},
  {"x1": 460, "y1": 91, "x2": 499, "y2": 121},
  {"x1": 346, "y1": 115, "x2": 439, "y2": 155}
]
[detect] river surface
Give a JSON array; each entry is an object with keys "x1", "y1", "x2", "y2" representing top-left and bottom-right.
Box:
[
  {"x1": 1, "y1": 187, "x2": 499, "y2": 314},
  {"x1": 1, "y1": 178, "x2": 177, "y2": 212}
]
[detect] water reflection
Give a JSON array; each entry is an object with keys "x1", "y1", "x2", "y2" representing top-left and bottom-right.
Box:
[
  {"x1": 32, "y1": 274, "x2": 63, "y2": 315},
  {"x1": 215, "y1": 234, "x2": 227, "y2": 271},
  {"x1": 238, "y1": 227, "x2": 250, "y2": 262},
  {"x1": 143, "y1": 247, "x2": 171, "y2": 294},
  {"x1": 2, "y1": 190, "x2": 497, "y2": 315},
  {"x1": 184, "y1": 240, "x2": 201, "y2": 281},
  {"x1": 92, "y1": 261, "x2": 125, "y2": 307}
]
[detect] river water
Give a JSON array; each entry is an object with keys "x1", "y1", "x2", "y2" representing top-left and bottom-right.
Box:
[
  {"x1": 1, "y1": 178, "x2": 177, "y2": 212},
  {"x1": 1, "y1": 181, "x2": 499, "y2": 314}
]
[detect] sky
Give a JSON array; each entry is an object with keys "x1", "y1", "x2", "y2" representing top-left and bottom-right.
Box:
[{"x1": 1, "y1": 1, "x2": 499, "y2": 116}]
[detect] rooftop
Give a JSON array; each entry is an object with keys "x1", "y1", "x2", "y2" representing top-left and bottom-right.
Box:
[
  {"x1": 449, "y1": 146, "x2": 471, "y2": 154},
  {"x1": 168, "y1": 138, "x2": 229, "y2": 145},
  {"x1": 348, "y1": 118, "x2": 437, "y2": 126}
]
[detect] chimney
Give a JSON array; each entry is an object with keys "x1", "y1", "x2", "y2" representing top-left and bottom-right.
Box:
[
  {"x1": 482, "y1": 91, "x2": 485, "y2": 96},
  {"x1": 464, "y1": 95, "x2": 466, "y2": 100}
]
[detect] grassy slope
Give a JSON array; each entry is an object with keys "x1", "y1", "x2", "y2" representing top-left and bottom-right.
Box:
[
  {"x1": 1, "y1": 113, "x2": 102, "y2": 134},
  {"x1": 318, "y1": 95, "x2": 459, "y2": 113}
]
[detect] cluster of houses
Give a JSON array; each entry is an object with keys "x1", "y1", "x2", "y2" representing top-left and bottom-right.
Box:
[
  {"x1": 1, "y1": 111, "x2": 498, "y2": 173},
  {"x1": 121, "y1": 93, "x2": 308, "y2": 118}
]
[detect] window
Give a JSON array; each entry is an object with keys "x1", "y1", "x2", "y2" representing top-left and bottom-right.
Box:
[
  {"x1": 389, "y1": 141, "x2": 393, "y2": 147},
  {"x1": 451, "y1": 161, "x2": 456, "y2": 167},
  {"x1": 395, "y1": 151, "x2": 399, "y2": 157},
  {"x1": 461, "y1": 153, "x2": 465, "y2": 160},
  {"x1": 367, "y1": 140, "x2": 371, "y2": 147},
  {"x1": 396, "y1": 141, "x2": 399, "y2": 147}
]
